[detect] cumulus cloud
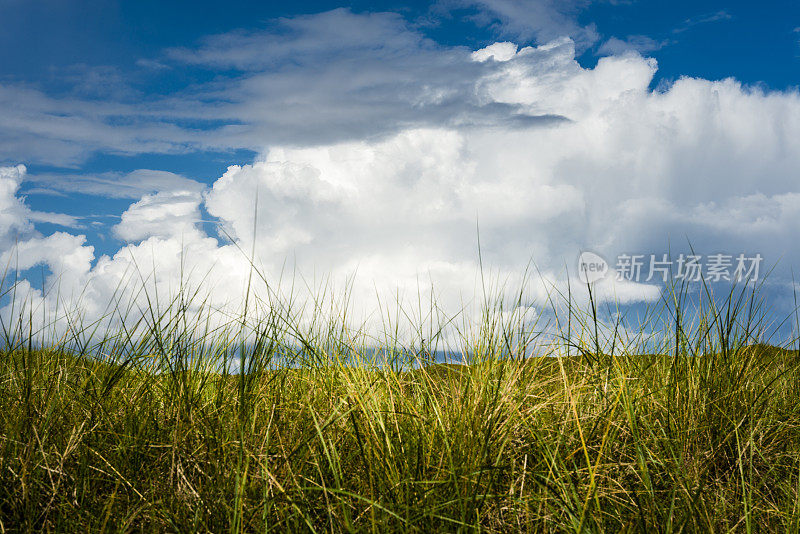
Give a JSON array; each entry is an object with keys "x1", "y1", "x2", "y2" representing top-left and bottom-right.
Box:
[
  {"x1": 2, "y1": 27, "x2": 800, "y2": 343},
  {"x1": 0, "y1": 166, "x2": 93, "y2": 281},
  {"x1": 0, "y1": 165, "x2": 253, "y2": 339},
  {"x1": 113, "y1": 190, "x2": 204, "y2": 242},
  {"x1": 471, "y1": 41, "x2": 519, "y2": 62},
  {"x1": 0, "y1": 232, "x2": 93, "y2": 278},
  {"x1": 0, "y1": 164, "x2": 33, "y2": 249}
]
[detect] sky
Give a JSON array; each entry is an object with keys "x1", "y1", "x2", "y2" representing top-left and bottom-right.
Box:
[{"x1": 1, "y1": 0, "x2": 799, "y2": 343}]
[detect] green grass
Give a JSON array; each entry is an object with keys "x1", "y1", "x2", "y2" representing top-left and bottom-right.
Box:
[{"x1": 1, "y1": 271, "x2": 800, "y2": 532}]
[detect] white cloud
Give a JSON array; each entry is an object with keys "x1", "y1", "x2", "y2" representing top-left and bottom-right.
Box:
[
  {"x1": 3, "y1": 30, "x2": 800, "y2": 342},
  {"x1": 0, "y1": 232, "x2": 93, "y2": 278},
  {"x1": 0, "y1": 164, "x2": 33, "y2": 249},
  {"x1": 0, "y1": 84, "x2": 202, "y2": 166},
  {"x1": 471, "y1": 42, "x2": 519, "y2": 62},
  {"x1": 598, "y1": 36, "x2": 668, "y2": 56},
  {"x1": 193, "y1": 43, "x2": 798, "y2": 324},
  {"x1": 113, "y1": 190, "x2": 204, "y2": 242},
  {"x1": 0, "y1": 166, "x2": 94, "y2": 296},
  {"x1": 0, "y1": 9, "x2": 569, "y2": 165},
  {"x1": 26, "y1": 169, "x2": 206, "y2": 199},
  {"x1": 27, "y1": 211, "x2": 82, "y2": 228}
]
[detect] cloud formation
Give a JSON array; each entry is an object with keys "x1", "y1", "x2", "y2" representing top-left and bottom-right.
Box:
[
  {"x1": 1, "y1": 9, "x2": 567, "y2": 166},
  {"x1": 598, "y1": 36, "x2": 669, "y2": 56},
  {"x1": 113, "y1": 190, "x2": 204, "y2": 242},
  {"x1": 0, "y1": 165, "x2": 34, "y2": 249},
  {"x1": 25, "y1": 169, "x2": 205, "y2": 200},
  {"x1": 436, "y1": 0, "x2": 599, "y2": 49},
  {"x1": 2, "y1": 9, "x2": 800, "y2": 341}
]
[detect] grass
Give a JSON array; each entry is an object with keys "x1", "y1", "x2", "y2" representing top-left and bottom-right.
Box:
[{"x1": 1, "y1": 265, "x2": 800, "y2": 532}]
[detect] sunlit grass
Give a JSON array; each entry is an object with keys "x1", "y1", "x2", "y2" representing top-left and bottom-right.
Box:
[{"x1": 1, "y1": 261, "x2": 799, "y2": 532}]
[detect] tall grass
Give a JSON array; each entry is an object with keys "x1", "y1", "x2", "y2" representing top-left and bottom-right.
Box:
[{"x1": 1, "y1": 261, "x2": 799, "y2": 532}]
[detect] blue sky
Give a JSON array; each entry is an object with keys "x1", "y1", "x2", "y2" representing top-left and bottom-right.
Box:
[
  {"x1": 1, "y1": 0, "x2": 799, "y2": 341},
  {"x1": 3, "y1": 0, "x2": 797, "y2": 249},
  {"x1": 3, "y1": 1, "x2": 796, "y2": 87}
]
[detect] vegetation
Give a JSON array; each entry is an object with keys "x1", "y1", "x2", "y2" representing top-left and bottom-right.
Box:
[{"x1": 1, "y1": 270, "x2": 799, "y2": 532}]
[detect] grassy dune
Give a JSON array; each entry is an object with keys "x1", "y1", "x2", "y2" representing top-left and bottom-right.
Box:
[{"x1": 1, "y1": 278, "x2": 800, "y2": 532}]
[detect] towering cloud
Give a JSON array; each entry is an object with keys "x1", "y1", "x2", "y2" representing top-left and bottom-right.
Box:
[{"x1": 2, "y1": 32, "x2": 800, "y2": 340}]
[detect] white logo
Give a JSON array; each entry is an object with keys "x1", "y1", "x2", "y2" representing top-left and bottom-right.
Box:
[{"x1": 578, "y1": 251, "x2": 609, "y2": 284}]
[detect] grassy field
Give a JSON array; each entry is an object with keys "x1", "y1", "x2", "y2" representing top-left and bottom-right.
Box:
[{"x1": 1, "y1": 276, "x2": 800, "y2": 532}]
